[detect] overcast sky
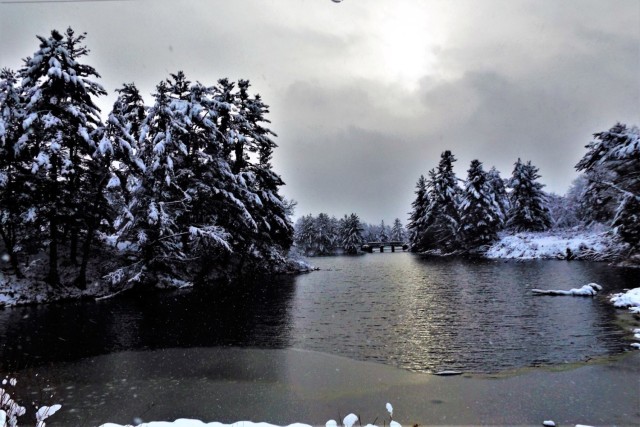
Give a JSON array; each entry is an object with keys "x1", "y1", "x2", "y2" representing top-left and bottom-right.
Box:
[{"x1": 1, "y1": 0, "x2": 638, "y2": 224}]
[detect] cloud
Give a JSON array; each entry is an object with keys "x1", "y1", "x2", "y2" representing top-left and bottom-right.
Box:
[{"x1": 1, "y1": 0, "x2": 638, "y2": 223}]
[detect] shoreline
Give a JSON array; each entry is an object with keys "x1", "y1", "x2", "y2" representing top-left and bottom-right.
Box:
[{"x1": 9, "y1": 347, "x2": 639, "y2": 426}]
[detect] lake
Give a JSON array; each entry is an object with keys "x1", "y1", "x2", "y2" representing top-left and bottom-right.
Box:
[{"x1": 1, "y1": 252, "x2": 635, "y2": 374}]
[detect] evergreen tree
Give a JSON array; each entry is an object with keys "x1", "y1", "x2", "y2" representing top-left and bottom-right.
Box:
[
  {"x1": 407, "y1": 173, "x2": 434, "y2": 251},
  {"x1": 576, "y1": 122, "x2": 640, "y2": 250},
  {"x1": 314, "y1": 212, "x2": 334, "y2": 255},
  {"x1": 0, "y1": 68, "x2": 30, "y2": 277},
  {"x1": 240, "y1": 81, "x2": 294, "y2": 268},
  {"x1": 506, "y1": 158, "x2": 551, "y2": 232},
  {"x1": 424, "y1": 150, "x2": 462, "y2": 251},
  {"x1": 391, "y1": 218, "x2": 405, "y2": 242},
  {"x1": 459, "y1": 159, "x2": 501, "y2": 248},
  {"x1": 378, "y1": 220, "x2": 389, "y2": 242},
  {"x1": 114, "y1": 74, "x2": 236, "y2": 285},
  {"x1": 486, "y1": 166, "x2": 509, "y2": 227},
  {"x1": 103, "y1": 83, "x2": 147, "y2": 203},
  {"x1": 340, "y1": 213, "x2": 363, "y2": 254},
  {"x1": 294, "y1": 214, "x2": 316, "y2": 255},
  {"x1": 18, "y1": 28, "x2": 108, "y2": 286}
]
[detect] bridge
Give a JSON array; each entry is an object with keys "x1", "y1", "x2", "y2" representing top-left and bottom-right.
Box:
[{"x1": 361, "y1": 241, "x2": 409, "y2": 253}]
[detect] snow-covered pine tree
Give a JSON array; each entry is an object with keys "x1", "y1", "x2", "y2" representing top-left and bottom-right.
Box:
[
  {"x1": 341, "y1": 213, "x2": 363, "y2": 254},
  {"x1": 18, "y1": 28, "x2": 108, "y2": 286},
  {"x1": 576, "y1": 122, "x2": 640, "y2": 250},
  {"x1": 0, "y1": 68, "x2": 30, "y2": 277},
  {"x1": 506, "y1": 158, "x2": 551, "y2": 232},
  {"x1": 486, "y1": 166, "x2": 509, "y2": 227},
  {"x1": 314, "y1": 212, "x2": 334, "y2": 255},
  {"x1": 391, "y1": 218, "x2": 405, "y2": 242},
  {"x1": 424, "y1": 150, "x2": 462, "y2": 251},
  {"x1": 407, "y1": 175, "x2": 428, "y2": 251},
  {"x1": 378, "y1": 220, "x2": 389, "y2": 242},
  {"x1": 459, "y1": 159, "x2": 501, "y2": 249},
  {"x1": 103, "y1": 83, "x2": 147, "y2": 202},
  {"x1": 294, "y1": 214, "x2": 316, "y2": 255},
  {"x1": 239, "y1": 82, "x2": 294, "y2": 269}
]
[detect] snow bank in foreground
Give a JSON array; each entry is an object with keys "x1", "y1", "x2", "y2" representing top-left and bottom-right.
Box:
[
  {"x1": 101, "y1": 408, "x2": 402, "y2": 427},
  {"x1": 532, "y1": 283, "x2": 602, "y2": 296},
  {"x1": 485, "y1": 230, "x2": 625, "y2": 260}
]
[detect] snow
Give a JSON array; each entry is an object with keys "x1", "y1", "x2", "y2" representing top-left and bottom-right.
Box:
[
  {"x1": 102, "y1": 422, "x2": 318, "y2": 427},
  {"x1": 36, "y1": 404, "x2": 62, "y2": 422},
  {"x1": 99, "y1": 407, "x2": 403, "y2": 427},
  {"x1": 485, "y1": 229, "x2": 625, "y2": 260},
  {"x1": 609, "y1": 289, "x2": 640, "y2": 349},
  {"x1": 342, "y1": 413, "x2": 358, "y2": 427},
  {"x1": 532, "y1": 283, "x2": 602, "y2": 296},
  {"x1": 434, "y1": 370, "x2": 463, "y2": 376},
  {"x1": 609, "y1": 288, "x2": 640, "y2": 310}
]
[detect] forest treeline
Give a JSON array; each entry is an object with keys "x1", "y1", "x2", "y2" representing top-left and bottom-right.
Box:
[
  {"x1": 406, "y1": 123, "x2": 639, "y2": 255},
  {"x1": 293, "y1": 122, "x2": 639, "y2": 258},
  {"x1": 0, "y1": 28, "x2": 295, "y2": 289},
  {"x1": 294, "y1": 215, "x2": 405, "y2": 256}
]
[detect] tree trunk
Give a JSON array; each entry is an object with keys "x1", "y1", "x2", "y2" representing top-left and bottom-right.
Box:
[
  {"x1": 48, "y1": 155, "x2": 60, "y2": 287},
  {"x1": 70, "y1": 227, "x2": 78, "y2": 265},
  {"x1": 76, "y1": 226, "x2": 94, "y2": 290}
]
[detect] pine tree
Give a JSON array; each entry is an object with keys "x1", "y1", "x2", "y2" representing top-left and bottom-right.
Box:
[
  {"x1": 240, "y1": 81, "x2": 294, "y2": 268},
  {"x1": 378, "y1": 220, "x2": 389, "y2": 242},
  {"x1": 459, "y1": 159, "x2": 501, "y2": 248},
  {"x1": 314, "y1": 213, "x2": 334, "y2": 255},
  {"x1": 486, "y1": 166, "x2": 509, "y2": 227},
  {"x1": 576, "y1": 123, "x2": 640, "y2": 250},
  {"x1": 103, "y1": 83, "x2": 147, "y2": 202},
  {"x1": 506, "y1": 158, "x2": 551, "y2": 232},
  {"x1": 391, "y1": 218, "x2": 405, "y2": 242},
  {"x1": 341, "y1": 213, "x2": 363, "y2": 254},
  {"x1": 294, "y1": 214, "x2": 316, "y2": 255},
  {"x1": 424, "y1": 150, "x2": 462, "y2": 251},
  {"x1": 18, "y1": 28, "x2": 108, "y2": 286},
  {"x1": 0, "y1": 68, "x2": 30, "y2": 277},
  {"x1": 407, "y1": 175, "x2": 429, "y2": 251}
]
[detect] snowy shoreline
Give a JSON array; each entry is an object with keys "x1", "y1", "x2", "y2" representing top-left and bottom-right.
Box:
[
  {"x1": 484, "y1": 229, "x2": 630, "y2": 261},
  {"x1": 1, "y1": 229, "x2": 634, "y2": 307}
]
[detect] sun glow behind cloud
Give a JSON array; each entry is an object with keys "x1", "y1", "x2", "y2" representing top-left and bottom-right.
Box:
[{"x1": 360, "y1": 2, "x2": 449, "y2": 91}]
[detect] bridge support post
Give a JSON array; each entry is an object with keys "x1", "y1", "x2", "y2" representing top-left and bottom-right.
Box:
[
  {"x1": 380, "y1": 246, "x2": 384, "y2": 253},
  {"x1": 391, "y1": 245, "x2": 395, "y2": 252}
]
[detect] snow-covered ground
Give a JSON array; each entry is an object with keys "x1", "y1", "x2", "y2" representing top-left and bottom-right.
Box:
[{"x1": 485, "y1": 229, "x2": 627, "y2": 261}]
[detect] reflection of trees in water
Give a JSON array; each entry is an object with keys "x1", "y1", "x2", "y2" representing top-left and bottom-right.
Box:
[{"x1": 0, "y1": 276, "x2": 298, "y2": 371}]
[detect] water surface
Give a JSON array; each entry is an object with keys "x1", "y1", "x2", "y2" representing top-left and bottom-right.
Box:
[{"x1": 0, "y1": 253, "x2": 636, "y2": 373}]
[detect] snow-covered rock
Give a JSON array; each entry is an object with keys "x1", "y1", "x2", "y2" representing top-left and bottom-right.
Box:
[
  {"x1": 532, "y1": 283, "x2": 602, "y2": 296},
  {"x1": 609, "y1": 288, "x2": 640, "y2": 312}
]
